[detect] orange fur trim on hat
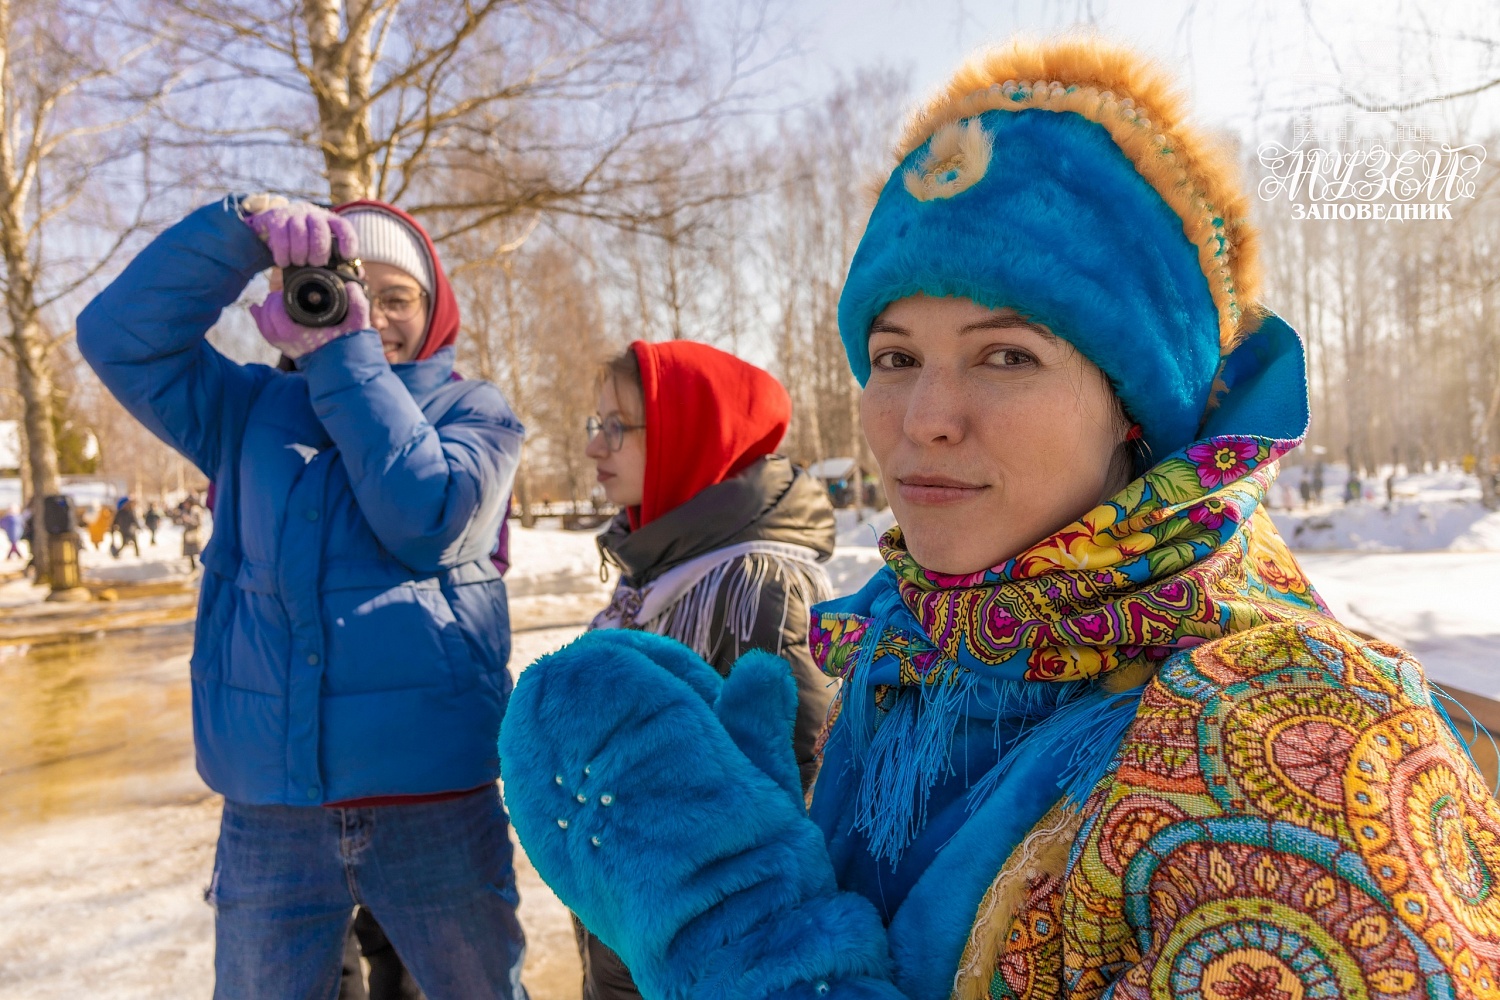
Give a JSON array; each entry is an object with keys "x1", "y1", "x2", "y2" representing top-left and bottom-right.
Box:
[{"x1": 895, "y1": 35, "x2": 1261, "y2": 354}]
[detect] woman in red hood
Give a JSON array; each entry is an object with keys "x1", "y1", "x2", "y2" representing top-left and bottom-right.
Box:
[{"x1": 577, "y1": 339, "x2": 838, "y2": 1000}]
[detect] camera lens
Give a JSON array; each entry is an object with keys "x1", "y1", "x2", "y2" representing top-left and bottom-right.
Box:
[{"x1": 283, "y1": 267, "x2": 349, "y2": 328}]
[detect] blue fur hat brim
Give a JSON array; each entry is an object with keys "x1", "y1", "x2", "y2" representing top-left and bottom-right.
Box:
[{"x1": 839, "y1": 108, "x2": 1222, "y2": 458}]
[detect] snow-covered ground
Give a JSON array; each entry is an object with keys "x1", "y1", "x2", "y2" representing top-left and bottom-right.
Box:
[
  {"x1": 1274, "y1": 501, "x2": 1500, "y2": 552},
  {"x1": 0, "y1": 519, "x2": 205, "y2": 602},
  {"x1": 1300, "y1": 553, "x2": 1500, "y2": 698}
]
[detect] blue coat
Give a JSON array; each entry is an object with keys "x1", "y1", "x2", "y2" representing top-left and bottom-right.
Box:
[{"x1": 77, "y1": 199, "x2": 524, "y2": 805}]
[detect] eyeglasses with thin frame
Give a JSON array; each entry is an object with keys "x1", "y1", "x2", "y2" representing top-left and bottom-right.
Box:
[
  {"x1": 586, "y1": 414, "x2": 645, "y2": 452},
  {"x1": 369, "y1": 289, "x2": 427, "y2": 323}
]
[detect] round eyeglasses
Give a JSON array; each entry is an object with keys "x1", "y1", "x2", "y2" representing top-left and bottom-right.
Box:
[
  {"x1": 369, "y1": 289, "x2": 427, "y2": 323},
  {"x1": 586, "y1": 414, "x2": 645, "y2": 452}
]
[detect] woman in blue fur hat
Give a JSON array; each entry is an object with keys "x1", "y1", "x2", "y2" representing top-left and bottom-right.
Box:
[{"x1": 499, "y1": 36, "x2": 1500, "y2": 1000}]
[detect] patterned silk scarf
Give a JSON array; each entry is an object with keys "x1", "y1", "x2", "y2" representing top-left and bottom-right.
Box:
[{"x1": 809, "y1": 433, "x2": 1329, "y2": 863}]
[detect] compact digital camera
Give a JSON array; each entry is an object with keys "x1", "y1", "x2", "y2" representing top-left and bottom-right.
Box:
[{"x1": 282, "y1": 248, "x2": 364, "y2": 327}]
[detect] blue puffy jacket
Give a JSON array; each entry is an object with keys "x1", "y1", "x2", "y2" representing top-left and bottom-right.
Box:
[{"x1": 77, "y1": 198, "x2": 524, "y2": 805}]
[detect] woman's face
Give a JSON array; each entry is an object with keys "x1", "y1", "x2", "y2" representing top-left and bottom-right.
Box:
[
  {"x1": 585, "y1": 376, "x2": 647, "y2": 508},
  {"x1": 363, "y1": 261, "x2": 429, "y2": 364},
  {"x1": 861, "y1": 295, "x2": 1130, "y2": 575}
]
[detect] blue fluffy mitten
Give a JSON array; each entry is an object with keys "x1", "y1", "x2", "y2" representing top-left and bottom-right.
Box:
[{"x1": 499, "y1": 630, "x2": 904, "y2": 1000}]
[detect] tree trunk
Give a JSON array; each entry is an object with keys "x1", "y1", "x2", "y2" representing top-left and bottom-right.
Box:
[
  {"x1": 303, "y1": 0, "x2": 375, "y2": 203},
  {"x1": 0, "y1": 0, "x2": 57, "y2": 573},
  {"x1": 10, "y1": 311, "x2": 60, "y2": 577},
  {"x1": 1472, "y1": 279, "x2": 1499, "y2": 510},
  {"x1": 664, "y1": 229, "x2": 683, "y2": 340},
  {"x1": 498, "y1": 257, "x2": 536, "y2": 527}
]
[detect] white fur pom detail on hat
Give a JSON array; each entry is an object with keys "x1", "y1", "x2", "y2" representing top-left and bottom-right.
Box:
[
  {"x1": 339, "y1": 208, "x2": 434, "y2": 294},
  {"x1": 903, "y1": 119, "x2": 993, "y2": 202}
]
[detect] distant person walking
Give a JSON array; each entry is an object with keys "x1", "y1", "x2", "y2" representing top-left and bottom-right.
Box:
[
  {"x1": 1, "y1": 506, "x2": 22, "y2": 560},
  {"x1": 143, "y1": 502, "x2": 162, "y2": 545},
  {"x1": 114, "y1": 498, "x2": 142, "y2": 558},
  {"x1": 177, "y1": 501, "x2": 203, "y2": 571},
  {"x1": 20, "y1": 506, "x2": 34, "y2": 576},
  {"x1": 86, "y1": 504, "x2": 114, "y2": 550}
]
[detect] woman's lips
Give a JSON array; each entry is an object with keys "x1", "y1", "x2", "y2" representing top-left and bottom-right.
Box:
[
  {"x1": 896, "y1": 477, "x2": 989, "y2": 506},
  {"x1": 596, "y1": 470, "x2": 616, "y2": 484}
]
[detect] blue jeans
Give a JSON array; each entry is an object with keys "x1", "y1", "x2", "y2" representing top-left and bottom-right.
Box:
[{"x1": 209, "y1": 786, "x2": 528, "y2": 1000}]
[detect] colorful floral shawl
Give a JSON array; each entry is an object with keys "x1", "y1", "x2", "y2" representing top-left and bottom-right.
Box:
[{"x1": 811, "y1": 434, "x2": 1325, "y2": 691}]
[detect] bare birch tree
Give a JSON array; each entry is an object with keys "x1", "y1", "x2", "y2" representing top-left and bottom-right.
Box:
[
  {"x1": 0, "y1": 0, "x2": 170, "y2": 574},
  {"x1": 760, "y1": 68, "x2": 906, "y2": 479},
  {"x1": 157, "y1": 0, "x2": 783, "y2": 229}
]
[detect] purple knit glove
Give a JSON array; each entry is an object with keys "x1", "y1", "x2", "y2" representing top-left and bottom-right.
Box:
[
  {"x1": 248, "y1": 282, "x2": 371, "y2": 359},
  {"x1": 242, "y1": 194, "x2": 359, "y2": 268}
]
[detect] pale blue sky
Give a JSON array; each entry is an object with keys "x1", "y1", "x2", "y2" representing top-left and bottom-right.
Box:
[{"x1": 783, "y1": 0, "x2": 1500, "y2": 142}]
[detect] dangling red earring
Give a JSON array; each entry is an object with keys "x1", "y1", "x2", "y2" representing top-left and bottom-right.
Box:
[{"x1": 1125, "y1": 424, "x2": 1143, "y2": 442}]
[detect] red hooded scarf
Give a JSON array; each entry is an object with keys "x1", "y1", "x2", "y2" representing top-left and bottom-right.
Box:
[
  {"x1": 628, "y1": 340, "x2": 792, "y2": 530},
  {"x1": 334, "y1": 199, "x2": 459, "y2": 362}
]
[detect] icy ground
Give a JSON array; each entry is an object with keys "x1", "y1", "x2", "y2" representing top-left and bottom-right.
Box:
[
  {"x1": 0, "y1": 624, "x2": 589, "y2": 1000},
  {"x1": 2, "y1": 486, "x2": 1498, "y2": 998}
]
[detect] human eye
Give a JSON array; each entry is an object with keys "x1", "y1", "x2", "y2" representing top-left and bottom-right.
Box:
[
  {"x1": 984, "y1": 347, "x2": 1036, "y2": 368},
  {"x1": 871, "y1": 349, "x2": 919, "y2": 371}
]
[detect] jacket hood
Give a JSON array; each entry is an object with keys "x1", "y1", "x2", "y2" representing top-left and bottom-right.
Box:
[
  {"x1": 335, "y1": 199, "x2": 459, "y2": 362},
  {"x1": 628, "y1": 339, "x2": 791, "y2": 529},
  {"x1": 600, "y1": 455, "x2": 834, "y2": 586}
]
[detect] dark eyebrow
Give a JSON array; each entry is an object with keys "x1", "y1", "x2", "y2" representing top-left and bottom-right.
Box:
[
  {"x1": 959, "y1": 316, "x2": 1057, "y2": 339},
  {"x1": 869, "y1": 315, "x2": 1056, "y2": 338}
]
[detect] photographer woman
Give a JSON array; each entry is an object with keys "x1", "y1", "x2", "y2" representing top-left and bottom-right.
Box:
[
  {"x1": 78, "y1": 195, "x2": 527, "y2": 1000},
  {"x1": 574, "y1": 340, "x2": 837, "y2": 999},
  {"x1": 500, "y1": 36, "x2": 1500, "y2": 1000}
]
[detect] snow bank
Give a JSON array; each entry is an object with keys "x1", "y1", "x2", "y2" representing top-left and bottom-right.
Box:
[
  {"x1": 1272, "y1": 502, "x2": 1500, "y2": 552},
  {"x1": 1299, "y1": 552, "x2": 1500, "y2": 697},
  {"x1": 1269, "y1": 464, "x2": 1499, "y2": 551}
]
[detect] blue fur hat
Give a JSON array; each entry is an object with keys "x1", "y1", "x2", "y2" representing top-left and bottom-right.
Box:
[{"x1": 839, "y1": 39, "x2": 1307, "y2": 457}]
